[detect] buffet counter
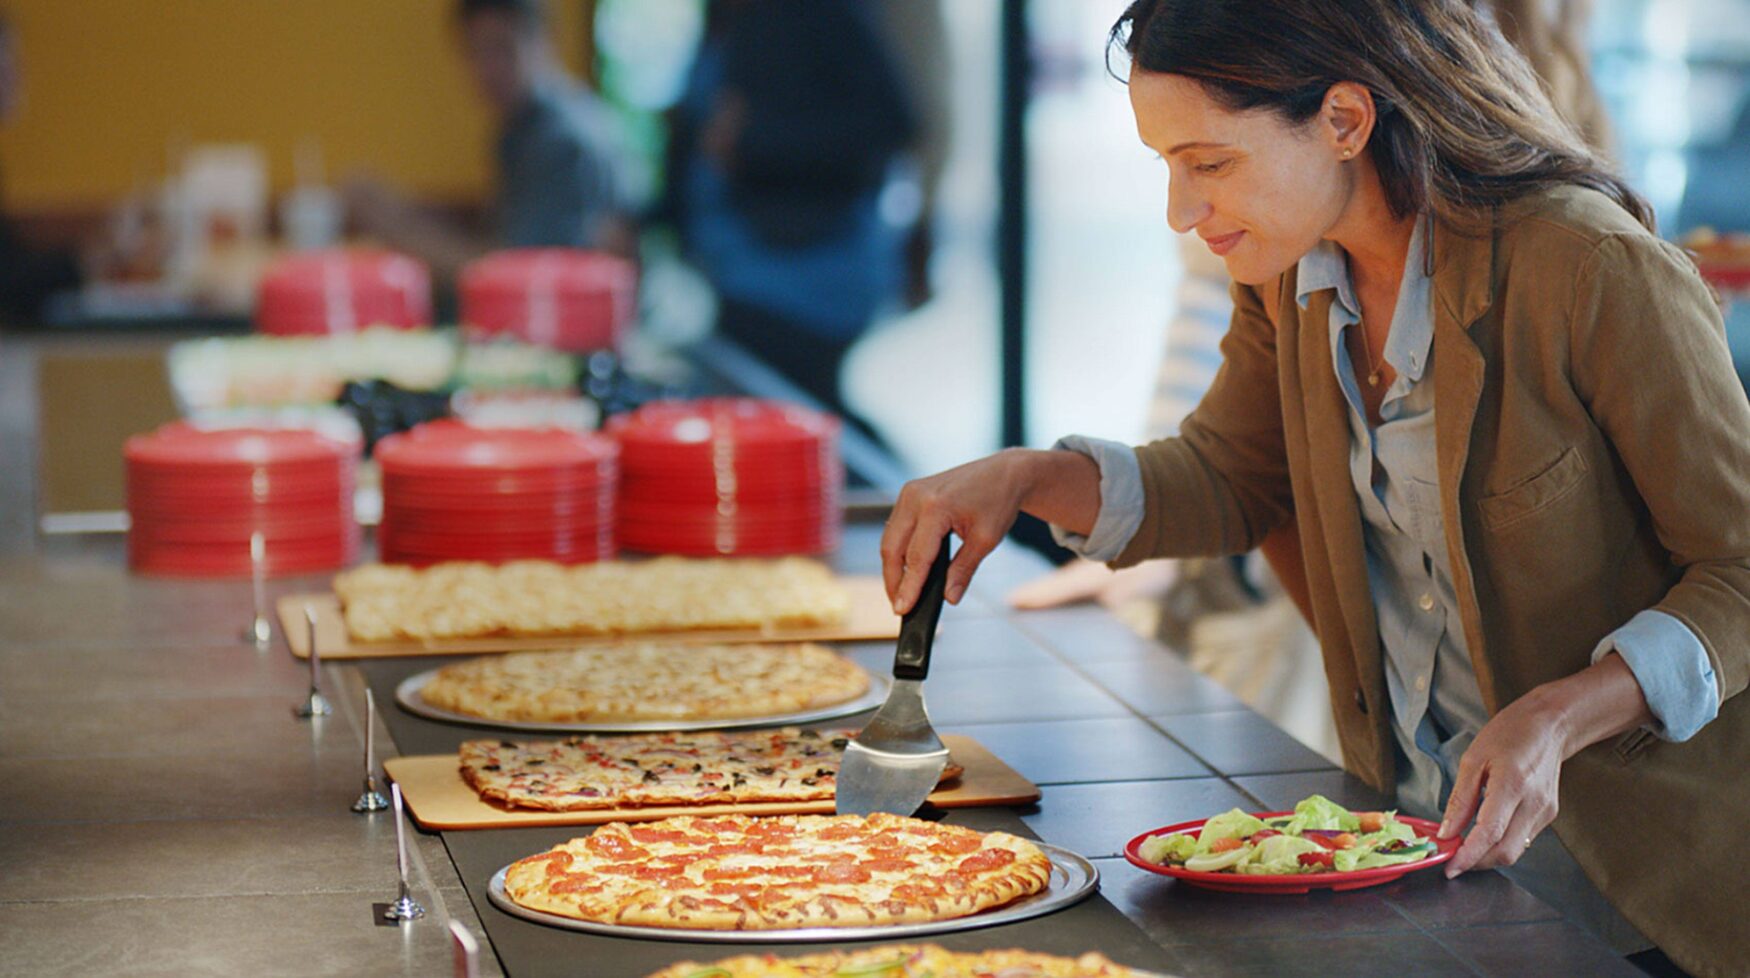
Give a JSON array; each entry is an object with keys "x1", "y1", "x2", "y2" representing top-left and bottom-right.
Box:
[
  {"x1": 0, "y1": 524, "x2": 1643, "y2": 977},
  {"x1": 0, "y1": 329, "x2": 1642, "y2": 976}
]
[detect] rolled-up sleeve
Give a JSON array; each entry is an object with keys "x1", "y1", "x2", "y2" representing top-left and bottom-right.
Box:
[
  {"x1": 1591, "y1": 609, "x2": 1721, "y2": 742},
  {"x1": 1047, "y1": 435, "x2": 1145, "y2": 562}
]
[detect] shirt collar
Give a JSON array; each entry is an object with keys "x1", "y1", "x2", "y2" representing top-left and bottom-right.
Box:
[{"x1": 1296, "y1": 216, "x2": 1436, "y2": 384}]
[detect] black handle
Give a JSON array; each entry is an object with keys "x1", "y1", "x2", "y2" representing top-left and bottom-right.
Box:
[{"x1": 894, "y1": 535, "x2": 952, "y2": 681}]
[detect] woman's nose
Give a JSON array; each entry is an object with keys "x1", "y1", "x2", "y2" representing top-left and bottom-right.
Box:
[{"x1": 1165, "y1": 178, "x2": 1208, "y2": 235}]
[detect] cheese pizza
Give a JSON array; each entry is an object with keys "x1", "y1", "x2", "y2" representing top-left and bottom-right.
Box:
[
  {"x1": 419, "y1": 643, "x2": 869, "y2": 724},
  {"x1": 335, "y1": 556, "x2": 849, "y2": 642},
  {"x1": 502, "y1": 813, "x2": 1053, "y2": 930}
]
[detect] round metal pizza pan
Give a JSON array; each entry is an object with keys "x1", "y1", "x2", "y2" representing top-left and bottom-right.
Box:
[
  {"x1": 394, "y1": 668, "x2": 890, "y2": 733},
  {"x1": 484, "y1": 841, "x2": 1099, "y2": 942}
]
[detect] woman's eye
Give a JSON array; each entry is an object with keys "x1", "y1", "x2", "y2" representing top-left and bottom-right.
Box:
[{"x1": 1194, "y1": 160, "x2": 1230, "y2": 175}]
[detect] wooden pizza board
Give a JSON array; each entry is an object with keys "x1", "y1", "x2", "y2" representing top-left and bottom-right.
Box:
[
  {"x1": 278, "y1": 575, "x2": 899, "y2": 659},
  {"x1": 383, "y1": 734, "x2": 1040, "y2": 831}
]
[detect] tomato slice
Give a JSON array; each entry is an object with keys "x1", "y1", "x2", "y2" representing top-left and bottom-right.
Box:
[
  {"x1": 1298, "y1": 851, "x2": 1335, "y2": 869},
  {"x1": 1310, "y1": 834, "x2": 1345, "y2": 851},
  {"x1": 1208, "y1": 836, "x2": 1246, "y2": 854}
]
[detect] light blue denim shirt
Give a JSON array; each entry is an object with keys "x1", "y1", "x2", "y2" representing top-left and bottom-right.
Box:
[{"x1": 1055, "y1": 221, "x2": 1720, "y2": 818}]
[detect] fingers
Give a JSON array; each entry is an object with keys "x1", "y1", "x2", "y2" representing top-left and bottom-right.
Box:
[
  {"x1": 892, "y1": 517, "x2": 952, "y2": 615},
  {"x1": 1446, "y1": 765, "x2": 1514, "y2": 878},
  {"x1": 1439, "y1": 753, "x2": 1485, "y2": 841},
  {"x1": 946, "y1": 528, "x2": 1000, "y2": 606},
  {"x1": 1474, "y1": 807, "x2": 1544, "y2": 872},
  {"x1": 879, "y1": 502, "x2": 918, "y2": 606}
]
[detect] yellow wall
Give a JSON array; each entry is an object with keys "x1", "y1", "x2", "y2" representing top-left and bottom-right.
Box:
[{"x1": 0, "y1": 0, "x2": 587, "y2": 211}]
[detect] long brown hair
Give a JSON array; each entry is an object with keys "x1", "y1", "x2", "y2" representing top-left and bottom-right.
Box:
[{"x1": 1109, "y1": 0, "x2": 1654, "y2": 232}]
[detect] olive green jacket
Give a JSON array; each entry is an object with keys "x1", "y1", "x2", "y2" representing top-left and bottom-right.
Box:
[{"x1": 1116, "y1": 186, "x2": 1750, "y2": 978}]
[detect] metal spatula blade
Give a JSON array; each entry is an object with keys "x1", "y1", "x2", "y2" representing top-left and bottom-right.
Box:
[{"x1": 836, "y1": 536, "x2": 953, "y2": 817}]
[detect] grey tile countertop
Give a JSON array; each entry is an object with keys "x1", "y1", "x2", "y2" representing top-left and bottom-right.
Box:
[{"x1": 0, "y1": 527, "x2": 1645, "y2": 978}]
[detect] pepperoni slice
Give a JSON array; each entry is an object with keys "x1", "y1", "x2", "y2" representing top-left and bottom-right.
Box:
[
  {"x1": 927, "y1": 834, "x2": 982, "y2": 855},
  {"x1": 892, "y1": 882, "x2": 946, "y2": 901},
  {"x1": 817, "y1": 824, "x2": 871, "y2": 841},
  {"x1": 859, "y1": 858, "x2": 918, "y2": 873},
  {"x1": 701, "y1": 867, "x2": 755, "y2": 881},
  {"x1": 629, "y1": 827, "x2": 696, "y2": 844},
  {"x1": 811, "y1": 863, "x2": 872, "y2": 885},
  {"x1": 584, "y1": 833, "x2": 650, "y2": 862},
  {"x1": 549, "y1": 874, "x2": 605, "y2": 895},
  {"x1": 958, "y1": 848, "x2": 1017, "y2": 873},
  {"x1": 705, "y1": 842, "x2": 765, "y2": 857}
]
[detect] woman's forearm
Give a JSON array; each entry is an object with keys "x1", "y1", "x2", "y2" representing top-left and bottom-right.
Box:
[
  {"x1": 1009, "y1": 448, "x2": 1105, "y2": 538},
  {"x1": 1542, "y1": 652, "x2": 1656, "y2": 758}
]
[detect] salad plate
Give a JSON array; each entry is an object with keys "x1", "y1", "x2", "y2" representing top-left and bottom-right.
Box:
[{"x1": 1124, "y1": 796, "x2": 1461, "y2": 894}]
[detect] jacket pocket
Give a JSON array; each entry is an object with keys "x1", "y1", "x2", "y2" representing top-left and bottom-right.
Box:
[{"x1": 1477, "y1": 446, "x2": 1589, "y2": 531}]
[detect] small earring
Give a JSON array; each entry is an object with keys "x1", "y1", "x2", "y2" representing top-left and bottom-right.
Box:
[{"x1": 1341, "y1": 148, "x2": 1354, "y2": 158}]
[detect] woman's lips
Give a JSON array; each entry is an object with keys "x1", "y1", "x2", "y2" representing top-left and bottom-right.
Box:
[{"x1": 1204, "y1": 231, "x2": 1245, "y2": 256}]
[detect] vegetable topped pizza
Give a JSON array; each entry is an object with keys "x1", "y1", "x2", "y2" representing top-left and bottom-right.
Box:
[
  {"x1": 1136, "y1": 794, "x2": 1439, "y2": 874},
  {"x1": 461, "y1": 728, "x2": 960, "y2": 811},
  {"x1": 502, "y1": 812, "x2": 1053, "y2": 930},
  {"x1": 644, "y1": 944, "x2": 1158, "y2": 978}
]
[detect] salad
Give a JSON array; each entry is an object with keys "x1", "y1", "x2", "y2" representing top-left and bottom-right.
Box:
[{"x1": 1137, "y1": 794, "x2": 1438, "y2": 875}]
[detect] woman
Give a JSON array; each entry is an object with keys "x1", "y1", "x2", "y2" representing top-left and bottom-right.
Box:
[{"x1": 880, "y1": 2, "x2": 1749, "y2": 975}]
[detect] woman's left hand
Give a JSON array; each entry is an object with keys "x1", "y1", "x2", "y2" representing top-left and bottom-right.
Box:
[{"x1": 1437, "y1": 687, "x2": 1568, "y2": 876}]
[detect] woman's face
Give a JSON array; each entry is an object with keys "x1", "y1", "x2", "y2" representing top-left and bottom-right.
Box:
[{"x1": 1129, "y1": 69, "x2": 1353, "y2": 285}]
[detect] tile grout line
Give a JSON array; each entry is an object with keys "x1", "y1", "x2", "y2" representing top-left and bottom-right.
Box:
[{"x1": 1006, "y1": 611, "x2": 1273, "y2": 810}]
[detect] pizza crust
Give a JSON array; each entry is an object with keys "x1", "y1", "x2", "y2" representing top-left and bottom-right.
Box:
[
  {"x1": 502, "y1": 813, "x2": 1054, "y2": 931},
  {"x1": 420, "y1": 643, "x2": 869, "y2": 723}
]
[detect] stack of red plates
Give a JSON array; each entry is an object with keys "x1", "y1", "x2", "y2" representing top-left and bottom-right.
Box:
[
  {"x1": 376, "y1": 420, "x2": 618, "y2": 565},
  {"x1": 459, "y1": 248, "x2": 636, "y2": 352},
  {"x1": 126, "y1": 423, "x2": 359, "y2": 577},
  {"x1": 607, "y1": 398, "x2": 843, "y2": 556},
  {"x1": 256, "y1": 249, "x2": 432, "y2": 335}
]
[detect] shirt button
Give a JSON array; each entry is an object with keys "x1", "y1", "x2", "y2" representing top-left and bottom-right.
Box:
[
  {"x1": 1414, "y1": 674, "x2": 1428, "y2": 692},
  {"x1": 1418, "y1": 592, "x2": 1435, "y2": 612}
]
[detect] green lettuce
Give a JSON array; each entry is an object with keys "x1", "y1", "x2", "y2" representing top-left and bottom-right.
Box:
[
  {"x1": 1197, "y1": 809, "x2": 1267, "y2": 850},
  {"x1": 1333, "y1": 841, "x2": 1437, "y2": 873},
  {"x1": 1138, "y1": 832, "x2": 1198, "y2": 865},
  {"x1": 1235, "y1": 833, "x2": 1323, "y2": 874},
  {"x1": 1280, "y1": 794, "x2": 1360, "y2": 834}
]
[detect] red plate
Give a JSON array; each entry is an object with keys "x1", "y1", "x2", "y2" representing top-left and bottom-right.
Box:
[
  {"x1": 377, "y1": 421, "x2": 617, "y2": 473},
  {"x1": 1122, "y1": 813, "x2": 1460, "y2": 894},
  {"x1": 126, "y1": 423, "x2": 357, "y2": 468}
]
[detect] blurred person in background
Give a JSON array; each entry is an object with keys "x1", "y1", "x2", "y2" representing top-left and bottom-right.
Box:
[
  {"x1": 659, "y1": 0, "x2": 919, "y2": 443},
  {"x1": 345, "y1": 0, "x2": 637, "y2": 280}
]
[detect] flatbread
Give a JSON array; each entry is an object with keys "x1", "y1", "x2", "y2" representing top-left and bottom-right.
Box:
[{"x1": 334, "y1": 556, "x2": 849, "y2": 642}]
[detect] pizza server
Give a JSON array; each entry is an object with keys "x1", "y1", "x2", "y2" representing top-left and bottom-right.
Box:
[{"x1": 837, "y1": 535, "x2": 952, "y2": 817}]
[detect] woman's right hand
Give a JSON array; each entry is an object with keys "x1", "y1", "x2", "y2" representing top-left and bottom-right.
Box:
[{"x1": 881, "y1": 448, "x2": 1102, "y2": 614}]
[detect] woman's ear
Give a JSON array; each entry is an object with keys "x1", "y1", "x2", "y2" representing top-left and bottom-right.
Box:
[{"x1": 1321, "y1": 81, "x2": 1378, "y2": 160}]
